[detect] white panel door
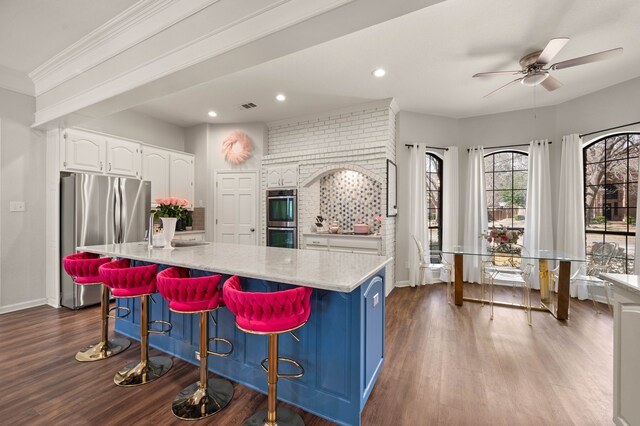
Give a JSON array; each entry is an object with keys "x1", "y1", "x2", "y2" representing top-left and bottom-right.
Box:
[
  {"x1": 169, "y1": 152, "x2": 194, "y2": 208},
  {"x1": 106, "y1": 138, "x2": 141, "y2": 178},
  {"x1": 63, "y1": 129, "x2": 105, "y2": 173},
  {"x1": 266, "y1": 167, "x2": 282, "y2": 188},
  {"x1": 142, "y1": 146, "x2": 170, "y2": 206},
  {"x1": 215, "y1": 171, "x2": 257, "y2": 245},
  {"x1": 281, "y1": 165, "x2": 298, "y2": 187}
]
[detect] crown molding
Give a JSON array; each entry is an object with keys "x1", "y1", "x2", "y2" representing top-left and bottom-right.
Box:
[
  {"x1": 0, "y1": 65, "x2": 34, "y2": 96},
  {"x1": 33, "y1": 0, "x2": 355, "y2": 127},
  {"x1": 29, "y1": 0, "x2": 221, "y2": 96}
]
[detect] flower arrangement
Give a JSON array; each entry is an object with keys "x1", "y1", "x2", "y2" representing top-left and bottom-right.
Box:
[
  {"x1": 480, "y1": 226, "x2": 522, "y2": 245},
  {"x1": 151, "y1": 197, "x2": 189, "y2": 220}
]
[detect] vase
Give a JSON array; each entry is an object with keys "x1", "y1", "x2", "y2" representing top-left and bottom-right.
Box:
[{"x1": 160, "y1": 217, "x2": 177, "y2": 248}]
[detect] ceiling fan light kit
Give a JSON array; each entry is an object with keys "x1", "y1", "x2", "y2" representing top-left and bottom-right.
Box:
[{"x1": 473, "y1": 37, "x2": 623, "y2": 97}]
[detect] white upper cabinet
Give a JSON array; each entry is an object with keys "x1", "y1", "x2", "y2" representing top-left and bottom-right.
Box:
[
  {"x1": 266, "y1": 165, "x2": 298, "y2": 188},
  {"x1": 106, "y1": 137, "x2": 141, "y2": 178},
  {"x1": 62, "y1": 129, "x2": 106, "y2": 173},
  {"x1": 142, "y1": 146, "x2": 170, "y2": 206},
  {"x1": 169, "y1": 152, "x2": 194, "y2": 208}
]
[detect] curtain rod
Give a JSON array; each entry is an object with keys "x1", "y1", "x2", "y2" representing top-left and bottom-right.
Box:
[
  {"x1": 579, "y1": 120, "x2": 640, "y2": 138},
  {"x1": 404, "y1": 144, "x2": 449, "y2": 151},
  {"x1": 466, "y1": 141, "x2": 553, "y2": 152}
]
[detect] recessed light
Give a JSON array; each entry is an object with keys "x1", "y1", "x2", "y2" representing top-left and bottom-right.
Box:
[
  {"x1": 208, "y1": 111, "x2": 217, "y2": 117},
  {"x1": 276, "y1": 94, "x2": 286, "y2": 101},
  {"x1": 372, "y1": 68, "x2": 386, "y2": 78}
]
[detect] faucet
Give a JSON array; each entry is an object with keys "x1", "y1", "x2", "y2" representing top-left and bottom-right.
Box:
[{"x1": 148, "y1": 213, "x2": 155, "y2": 249}]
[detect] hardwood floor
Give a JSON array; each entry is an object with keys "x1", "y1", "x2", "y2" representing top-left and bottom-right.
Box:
[{"x1": 0, "y1": 284, "x2": 613, "y2": 425}]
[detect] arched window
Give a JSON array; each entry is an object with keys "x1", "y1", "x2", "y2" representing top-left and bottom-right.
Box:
[
  {"x1": 484, "y1": 151, "x2": 528, "y2": 241},
  {"x1": 584, "y1": 133, "x2": 640, "y2": 273},
  {"x1": 426, "y1": 153, "x2": 442, "y2": 258}
]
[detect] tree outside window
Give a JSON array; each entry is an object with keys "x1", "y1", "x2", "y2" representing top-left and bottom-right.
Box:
[
  {"x1": 484, "y1": 151, "x2": 528, "y2": 244},
  {"x1": 584, "y1": 133, "x2": 639, "y2": 273}
]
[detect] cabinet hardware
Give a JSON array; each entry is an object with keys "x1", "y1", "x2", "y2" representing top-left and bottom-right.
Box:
[
  {"x1": 63, "y1": 161, "x2": 67, "y2": 167},
  {"x1": 250, "y1": 228, "x2": 255, "y2": 232},
  {"x1": 100, "y1": 161, "x2": 103, "y2": 170},
  {"x1": 108, "y1": 163, "x2": 112, "y2": 171}
]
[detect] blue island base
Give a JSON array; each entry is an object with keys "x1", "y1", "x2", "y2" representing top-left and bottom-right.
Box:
[{"x1": 115, "y1": 266, "x2": 385, "y2": 426}]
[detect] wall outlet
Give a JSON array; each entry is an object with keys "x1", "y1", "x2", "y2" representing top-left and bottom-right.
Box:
[
  {"x1": 197, "y1": 200, "x2": 204, "y2": 208},
  {"x1": 9, "y1": 201, "x2": 25, "y2": 212}
]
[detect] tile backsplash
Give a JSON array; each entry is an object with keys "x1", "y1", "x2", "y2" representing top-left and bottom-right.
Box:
[{"x1": 320, "y1": 170, "x2": 381, "y2": 233}]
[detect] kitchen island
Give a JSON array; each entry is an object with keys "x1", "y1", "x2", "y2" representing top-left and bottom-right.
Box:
[{"x1": 78, "y1": 242, "x2": 392, "y2": 426}]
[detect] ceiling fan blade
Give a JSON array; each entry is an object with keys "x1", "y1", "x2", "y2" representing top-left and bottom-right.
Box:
[
  {"x1": 536, "y1": 37, "x2": 570, "y2": 65},
  {"x1": 551, "y1": 47, "x2": 623, "y2": 70},
  {"x1": 473, "y1": 71, "x2": 521, "y2": 78},
  {"x1": 484, "y1": 77, "x2": 524, "y2": 98},
  {"x1": 540, "y1": 75, "x2": 562, "y2": 91}
]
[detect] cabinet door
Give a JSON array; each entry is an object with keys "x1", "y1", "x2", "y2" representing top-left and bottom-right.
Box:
[
  {"x1": 142, "y1": 146, "x2": 170, "y2": 206},
  {"x1": 170, "y1": 153, "x2": 194, "y2": 208},
  {"x1": 281, "y1": 165, "x2": 298, "y2": 187},
  {"x1": 63, "y1": 129, "x2": 105, "y2": 173},
  {"x1": 266, "y1": 168, "x2": 282, "y2": 188},
  {"x1": 106, "y1": 138, "x2": 141, "y2": 178}
]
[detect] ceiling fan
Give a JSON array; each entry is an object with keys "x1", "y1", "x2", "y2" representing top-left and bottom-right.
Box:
[{"x1": 473, "y1": 38, "x2": 623, "y2": 97}]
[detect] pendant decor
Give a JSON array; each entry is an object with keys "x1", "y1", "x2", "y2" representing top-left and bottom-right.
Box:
[{"x1": 222, "y1": 131, "x2": 253, "y2": 165}]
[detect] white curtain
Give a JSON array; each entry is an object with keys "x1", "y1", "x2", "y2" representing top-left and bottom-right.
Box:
[
  {"x1": 463, "y1": 147, "x2": 488, "y2": 283},
  {"x1": 636, "y1": 155, "x2": 640, "y2": 275},
  {"x1": 523, "y1": 140, "x2": 554, "y2": 290},
  {"x1": 556, "y1": 134, "x2": 587, "y2": 298},
  {"x1": 409, "y1": 144, "x2": 428, "y2": 286},
  {"x1": 440, "y1": 146, "x2": 459, "y2": 281}
]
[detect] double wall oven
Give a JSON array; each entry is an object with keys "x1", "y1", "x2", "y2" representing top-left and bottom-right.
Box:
[{"x1": 266, "y1": 189, "x2": 297, "y2": 249}]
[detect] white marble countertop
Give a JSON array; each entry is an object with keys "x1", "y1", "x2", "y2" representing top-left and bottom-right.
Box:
[
  {"x1": 78, "y1": 242, "x2": 392, "y2": 293},
  {"x1": 302, "y1": 232, "x2": 382, "y2": 239},
  {"x1": 600, "y1": 273, "x2": 640, "y2": 297}
]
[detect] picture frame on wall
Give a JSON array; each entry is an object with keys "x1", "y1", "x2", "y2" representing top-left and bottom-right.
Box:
[{"x1": 387, "y1": 159, "x2": 397, "y2": 217}]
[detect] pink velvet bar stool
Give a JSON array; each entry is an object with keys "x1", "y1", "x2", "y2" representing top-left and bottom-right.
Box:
[
  {"x1": 62, "y1": 252, "x2": 131, "y2": 362},
  {"x1": 223, "y1": 275, "x2": 312, "y2": 426},
  {"x1": 98, "y1": 259, "x2": 173, "y2": 386},
  {"x1": 156, "y1": 267, "x2": 234, "y2": 420}
]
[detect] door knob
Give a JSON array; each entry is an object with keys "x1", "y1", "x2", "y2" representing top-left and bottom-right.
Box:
[{"x1": 250, "y1": 228, "x2": 255, "y2": 232}]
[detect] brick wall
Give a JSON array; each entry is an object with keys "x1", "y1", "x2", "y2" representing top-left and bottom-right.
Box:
[{"x1": 262, "y1": 99, "x2": 398, "y2": 292}]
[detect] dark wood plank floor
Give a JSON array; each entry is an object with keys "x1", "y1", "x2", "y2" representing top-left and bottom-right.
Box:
[{"x1": 0, "y1": 284, "x2": 613, "y2": 425}]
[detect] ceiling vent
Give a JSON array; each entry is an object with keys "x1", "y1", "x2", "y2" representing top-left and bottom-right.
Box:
[{"x1": 238, "y1": 102, "x2": 257, "y2": 110}]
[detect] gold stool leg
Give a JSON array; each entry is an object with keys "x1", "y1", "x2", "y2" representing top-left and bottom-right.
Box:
[
  {"x1": 171, "y1": 312, "x2": 233, "y2": 420},
  {"x1": 114, "y1": 294, "x2": 172, "y2": 386},
  {"x1": 76, "y1": 284, "x2": 130, "y2": 362},
  {"x1": 245, "y1": 334, "x2": 304, "y2": 426}
]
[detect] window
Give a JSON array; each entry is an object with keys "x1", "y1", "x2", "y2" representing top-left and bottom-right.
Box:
[
  {"x1": 484, "y1": 151, "x2": 528, "y2": 242},
  {"x1": 426, "y1": 153, "x2": 442, "y2": 261},
  {"x1": 584, "y1": 133, "x2": 640, "y2": 273}
]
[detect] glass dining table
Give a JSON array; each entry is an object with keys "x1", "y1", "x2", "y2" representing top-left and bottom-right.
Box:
[{"x1": 437, "y1": 246, "x2": 586, "y2": 320}]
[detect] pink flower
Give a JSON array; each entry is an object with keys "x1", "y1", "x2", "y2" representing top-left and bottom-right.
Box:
[
  {"x1": 179, "y1": 199, "x2": 189, "y2": 206},
  {"x1": 501, "y1": 235, "x2": 509, "y2": 242},
  {"x1": 155, "y1": 197, "x2": 168, "y2": 205},
  {"x1": 490, "y1": 230, "x2": 497, "y2": 238},
  {"x1": 487, "y1": 237, "x2": 493, "y2": 243}
]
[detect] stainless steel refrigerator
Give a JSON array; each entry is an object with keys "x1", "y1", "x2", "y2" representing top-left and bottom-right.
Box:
[{"x1": 60, "y1": 173, "x2": 151, "y2": 309}]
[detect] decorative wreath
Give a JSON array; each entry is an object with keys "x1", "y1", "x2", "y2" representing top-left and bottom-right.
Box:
[{"x1": 222, "y1": 131, "x2": 253, "y2": 165}]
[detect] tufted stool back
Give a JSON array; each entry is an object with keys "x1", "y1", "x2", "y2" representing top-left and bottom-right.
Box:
[
  {"x1": 98, "y1": 259, "x2": 158, "y2": 298},
  {"x1": 156, "y1": 267, "x2": 223, "y2": 313},
  {"x1": 62, "y1": 252, "x2": 111, "y2": 284},
  {"x1": 223, "y1": 275, "x2": 312, "y2": 333}
]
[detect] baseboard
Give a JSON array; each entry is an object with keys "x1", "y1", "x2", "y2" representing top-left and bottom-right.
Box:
[
  {"x1": 395, "y1": 280, "x2": 411, "y2": 288},
  {"x1": 47, "y1": 297, "x2": 60, "y2": 308},
  {"x1": 0, "y1": 298, "x2": 48, "y2": 314}
]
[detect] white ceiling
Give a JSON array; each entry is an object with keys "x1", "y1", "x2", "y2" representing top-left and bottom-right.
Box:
[
  {"x1": 133, "y1": 0, "x2": 640, "y2": 125},
  {"x1": 0, "y1": 0, "x2": 137, "y2": 74}
]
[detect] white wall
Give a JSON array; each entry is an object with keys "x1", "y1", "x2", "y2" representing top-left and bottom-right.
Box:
[
  {"x1": 0, "y1": 88, "x2": 47, "y2": 313},
  {"x1": 395, "y1": 76, "x2": 640, "y2": 287},
  {"x1": 395, "y1": 111, "x2": 459, "y2": 284},
  {"x1": 184, "y1": 122, "x2": 267, "y2": 240},
  {"x1": 81, "y1": 109, "x2": 185, "y2": 151}
]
